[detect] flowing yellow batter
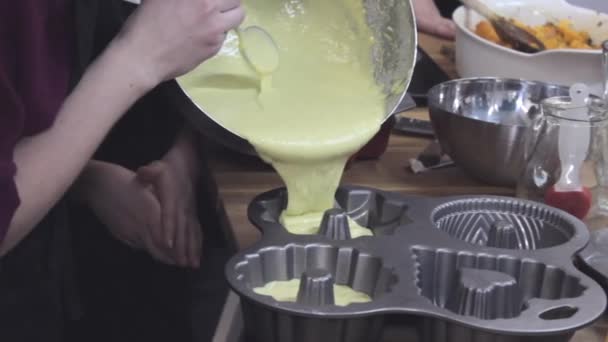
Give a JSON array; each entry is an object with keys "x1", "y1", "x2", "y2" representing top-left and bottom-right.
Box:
[
  {"x1": 280, "y1": 213, "x2": 373, "y2": 237},
  {"x1": 253, "y1": 279, "x2": 372, "y2": 306},
  {"x1": 178, "y1": 0, "x2": 384, "y2": 236}
]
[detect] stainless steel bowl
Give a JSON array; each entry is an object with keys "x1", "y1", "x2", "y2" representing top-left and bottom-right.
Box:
[
  {"x1": 428, "y1": 78, "x2": 570, "y2": 187},
  {"x1": 172, "y1": 0, "x2": 418, "y2": 156}
]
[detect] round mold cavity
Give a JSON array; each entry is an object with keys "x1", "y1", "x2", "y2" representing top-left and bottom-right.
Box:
[
  {"x1": 251, "y1": 187, "x2": 413, "y2": 237},
  {"x1": 412, "y1": 248, "x2": 586, "y2": 320},
  {"x1": 431, "y1": 198, "x2": 577, "y2": 250},
  {"x1": 334, "y1": 187, "x2": 413, "y2": 235},
  {"x1": 232, "y1": 244, "x2": 397, "y2": 306}
]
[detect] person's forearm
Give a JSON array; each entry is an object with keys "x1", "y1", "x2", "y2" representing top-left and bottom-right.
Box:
[
  {"x1": 0, "y1": 39, "x2": 155, "y2": 256},
  {"x1": 71, "y1": 160, "x2": 114, "y2": 206},
  {"x1": 165, "y1": 126, "x2": 201, "y2": 184}
]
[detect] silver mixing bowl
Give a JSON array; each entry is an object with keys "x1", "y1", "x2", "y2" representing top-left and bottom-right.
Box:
[
  {"x1": 171, "y1": 0, "x2": 418, "y2": 156},
  {"x1": 428, "y1": 78, "x2": 570, "y2": 187}
]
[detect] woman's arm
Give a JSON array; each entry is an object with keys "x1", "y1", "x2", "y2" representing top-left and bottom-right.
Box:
[
  {"x1": 1, "y1": 44, "x2": 149, "y2": 256},
  {"x1": 414, "y1": 0, "x2": 456, "y2": 40},
  {"x1": 0, "y1": 0, "x2": 245, "y2": 256}
]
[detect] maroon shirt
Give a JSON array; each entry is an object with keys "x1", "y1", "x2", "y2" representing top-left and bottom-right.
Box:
[{"x1": 0, "y1": 0, "x2": 72, "y2": 242}]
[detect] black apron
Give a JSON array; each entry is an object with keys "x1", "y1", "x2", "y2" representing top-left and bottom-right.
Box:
[
  {"x1": 435, "y1": 0, "x2": 461, "y2": 18},
  {"x1": 0, "y1": 200, "x2": 79, "y2": 342}
]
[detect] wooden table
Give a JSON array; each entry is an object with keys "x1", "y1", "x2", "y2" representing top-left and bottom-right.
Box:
[{"x1": 206, "y1": 33, "x2": 608, "y2": 342}]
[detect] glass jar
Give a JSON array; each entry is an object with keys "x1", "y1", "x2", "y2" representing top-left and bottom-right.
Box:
[{"x1": 516, "y1": 94, "x2": 608, "y2": 230}]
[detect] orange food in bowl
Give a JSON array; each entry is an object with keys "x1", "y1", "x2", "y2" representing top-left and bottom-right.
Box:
[{"x1": 474, "y1": 19, "x2": 600, "y2": 51}]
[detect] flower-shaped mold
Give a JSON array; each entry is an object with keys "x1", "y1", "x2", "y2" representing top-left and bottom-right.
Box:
[
  {"x1": 230, "y1": 243, "x2": 397, "y2": 342},
  {"x1": 248, "y1": 186, "x2": 417, "y2": 238},
  {"x1": 234, "y1": 244, "x2": 396, "y2": 303}
]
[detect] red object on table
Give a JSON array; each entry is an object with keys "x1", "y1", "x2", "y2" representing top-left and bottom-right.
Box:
[
  {"x1": 355, "y1": 115, "x2": 396, "y2": 160},
  {"x1": 544, "y1": 186, "x2": 592, "y2": 220}
]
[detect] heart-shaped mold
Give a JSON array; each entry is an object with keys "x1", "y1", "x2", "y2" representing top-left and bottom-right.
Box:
[
  {"x1": 445, "y1": 268, "x2": 524, "y2": 319},
  {"x1": 413, "y1": 247, "x2": 585, "y2": 319}
]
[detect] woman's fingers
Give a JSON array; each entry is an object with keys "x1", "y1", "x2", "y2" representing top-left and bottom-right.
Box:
[
  {"x1": 135, "y1": 161, "x2": 163, "y2": 183},
  {"x1": 187, "y1": 220, "x2": 203, "y2": 268},
  {"x1": 143, "y1": 220, "x2": 176, "y2": 265},
  {"x1": 137, "y1": 162, "x2": 177, "y2": 249},
  {"x1": 174, "y1": 208, "x2": 190, "y2": 266},
  {"x1": 431, "y1": 18, "x2": 456, "y2": 40},
  {"x1": 219, "y1": 0, "x2": 242, "y2": 13},
  {"x1": 217, "y1": 5, "x2": 246, "y2": 33},
  {"x1": 135, "y1": 157, "x2": 202, "y2": 269}
]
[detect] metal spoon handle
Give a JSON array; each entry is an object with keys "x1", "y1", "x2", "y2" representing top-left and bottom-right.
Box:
[{"x1": 602, "y1": 40, "x2": 608, "y2": 101}]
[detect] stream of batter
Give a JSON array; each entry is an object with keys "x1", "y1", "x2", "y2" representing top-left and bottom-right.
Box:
[{"x1": 178, "y1": 0, "x2": 384, "y2": 236}]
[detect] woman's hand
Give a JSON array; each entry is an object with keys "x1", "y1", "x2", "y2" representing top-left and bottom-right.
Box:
[
  {"x1": 136, "y1": 128, "x2": 203, "y2": 268},
  {"x1": 114, "y1": 0, "x2": 246, "y2": 88},
  {"x1": 413, "y1": 0, "x2": 456, "y2": 40},
  {"x1": 76, "y1": 161, "x2": 178, "y2": 265},
  {"x1": 136, "y1": 160, "x2": 202, "y2": 268}
]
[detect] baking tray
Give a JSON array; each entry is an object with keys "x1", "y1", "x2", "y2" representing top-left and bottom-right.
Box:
[
  {"x1": 225, "y1": 186, "x2": 607, "y2": 342},
  {"x1": 213, "y1": 292, "x2": 445, "y2": 342},
  {"x1": 212, "y1": 292, "x2": 608, "y2": 342},
  {"x1": 578, "y1": 228, "x2": 608, "y2": 290}
]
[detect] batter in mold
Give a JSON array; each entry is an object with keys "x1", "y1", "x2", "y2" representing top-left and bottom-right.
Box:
[
  {"x1": 178, "y1": 0, "x2": 383, "y2": 237},
  {"x1": 253, "y1": 279, "x2": 372, "y2": 306}
]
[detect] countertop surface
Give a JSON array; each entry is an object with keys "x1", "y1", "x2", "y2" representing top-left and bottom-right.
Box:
[{"x1": 206, "y1": 33, "x2": 608, "y2": 342}]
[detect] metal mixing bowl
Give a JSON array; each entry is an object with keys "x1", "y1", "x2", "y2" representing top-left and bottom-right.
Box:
[
  {"x1": 428, "y1": 78, "x2": 570, "y2": 187},
  {"x1": 171, "y1": 0, "x2": 418, "y2": 156}
]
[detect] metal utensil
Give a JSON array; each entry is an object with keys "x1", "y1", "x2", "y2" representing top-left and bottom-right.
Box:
[
  {"x1": 236, "y1": 26, "x2": 279, "y2": 75},
  {"x1": 409, "y1": 140, "x2": 455, "y2": 173},
  {"x1": 173, "y1": 0, "x2": 418, "y2": 156},
  {"x1": 428, "y1": 77, "x2": 571, "y2": 186},
  {"x1": 460, "y1": 0, "x2": 546, "y2": 53},
  {"x1": 121, "y1": 0, "x2": 279, "y2": 75},
  {"x1": 394, "y1": 117, "x2": 435, "y2": 137}
]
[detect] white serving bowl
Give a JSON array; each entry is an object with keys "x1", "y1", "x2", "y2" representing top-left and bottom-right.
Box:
[{"x1": 453, "y1": 0, "x2": 608, "y2": 95}]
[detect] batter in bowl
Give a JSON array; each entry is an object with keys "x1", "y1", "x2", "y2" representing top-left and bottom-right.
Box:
[{"x1": 178, "y1": 0, "x2": 384, "y2": 236}]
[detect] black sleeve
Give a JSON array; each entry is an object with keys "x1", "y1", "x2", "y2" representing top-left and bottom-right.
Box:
[
  {"x1": 435, "y1": 0, "x2": 461, "y2": 18},
  {"x1": 75, "y1": 0, "x2": 185, "y2": 170}
]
